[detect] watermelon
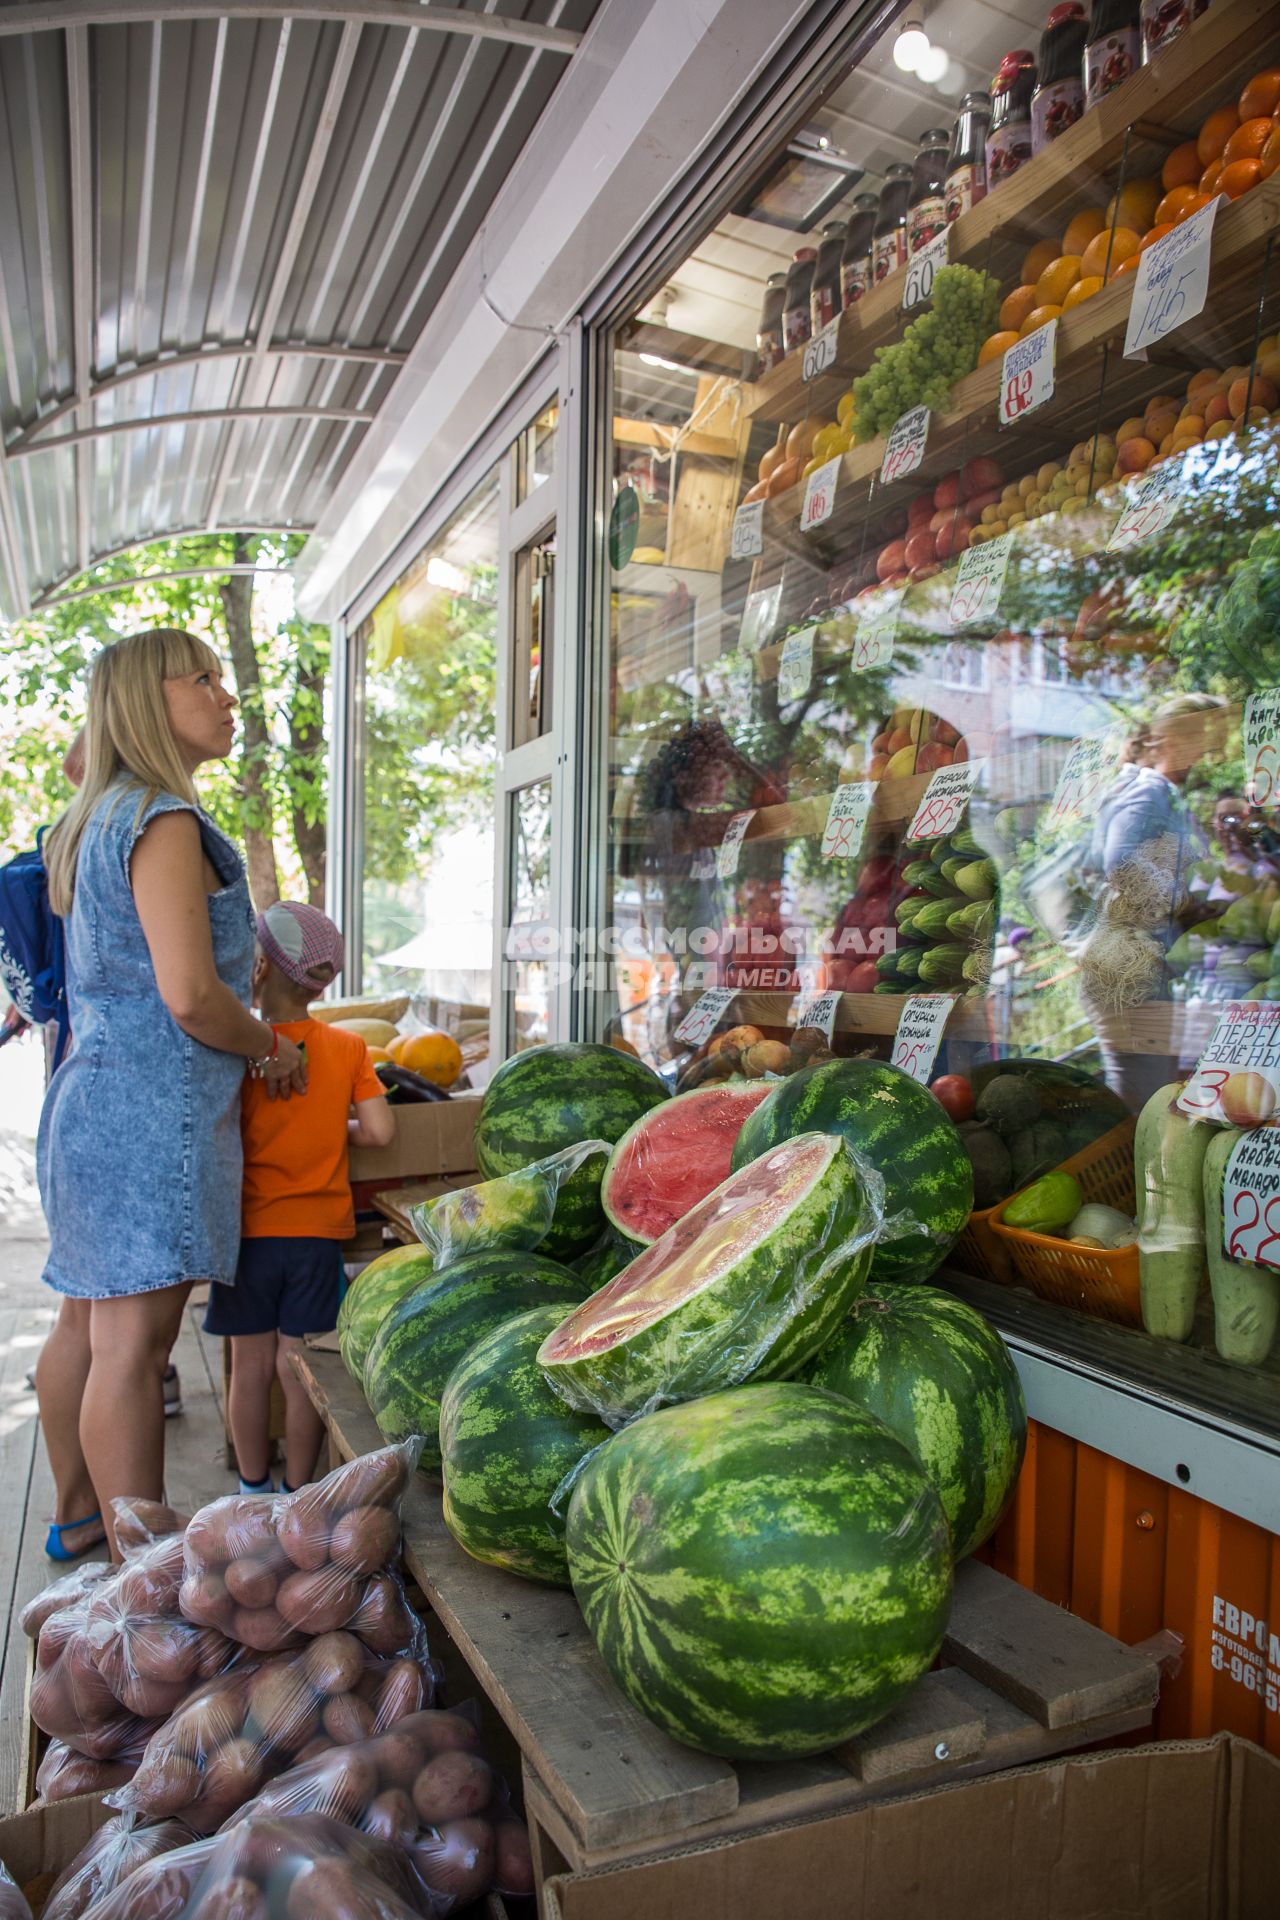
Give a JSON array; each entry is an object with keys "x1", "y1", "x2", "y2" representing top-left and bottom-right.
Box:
[
  {"x1": 337, "y1": 1245, "x2": 434, "y2": 1385},
  {"x1": 439, "y1": 1307, "x2": 611, "y2": 1585},
  {"x1": 571, "y1": 1226, "x2": 644, "y2": 1291},
  {"x1": 805, "y1": 1284, "x2": 1026, "y2": 1558},
  {"x1": 566, "y1": 1381, "x2": 952, "y2": 1759},
  {"x1": 731, "y1": 1059, "x2": 972, "y2": 1283},
  {"x1": 412, "y1": 1139, "x2": 611, "y2": 1267},
  {"x1": 475, "y1": 1044, "x2": 669, "y2": 1256},
  {"x1": 363, "y1": 1250, "x2": 588, "y2": 1466},
  {"x1": 537, "y1": 1132, "x2": 881, "y2": 1427},
  {"x1": 600, "y1": 1081, "x2": 773, "y2": 1244}
]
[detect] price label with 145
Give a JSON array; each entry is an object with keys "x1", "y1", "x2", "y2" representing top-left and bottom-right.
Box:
[{"x1": 1124, "y1": 195, "x2": 1220, "y2": 359}]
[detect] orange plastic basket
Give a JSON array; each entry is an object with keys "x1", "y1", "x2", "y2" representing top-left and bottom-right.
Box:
[{"x1": 988, "y1": 1121, "x2": 1141, "y2": 1326}]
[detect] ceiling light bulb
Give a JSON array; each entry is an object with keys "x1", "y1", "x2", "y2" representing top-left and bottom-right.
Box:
[
  {"x1": 893, "y1": 21, "x2": 929, "y2": 71},
  {"x1": 917, "y1": 43, "x2": 949, "y2": 83}
]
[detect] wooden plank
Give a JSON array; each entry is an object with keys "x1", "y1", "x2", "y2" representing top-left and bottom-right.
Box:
[
  {"x1": 373, "y1": 1177, "x2": 475, "y2": 1244},
  {"x1": 832, "y1": 1670, "x2": 986, "y2": 1783},
  {"x1": 292, "y1": 1346, "x2": 740, "y2": 1855},
  {"x1": 943, "y1": 1558, "x2": 1159, "y2": 1730}
]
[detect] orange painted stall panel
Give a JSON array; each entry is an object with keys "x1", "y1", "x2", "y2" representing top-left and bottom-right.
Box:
[{"x1": 985, "y1": 1419, "x2": 1280, "y2": 1753}]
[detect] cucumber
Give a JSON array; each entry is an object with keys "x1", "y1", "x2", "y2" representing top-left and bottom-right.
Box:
[
  {"x1": 1203, "y1": 1129, "x2": 1280, "y2": 1366},
  {"x1": 1135, "y1": 1083, "x2": 1210, "y2": 1343}
]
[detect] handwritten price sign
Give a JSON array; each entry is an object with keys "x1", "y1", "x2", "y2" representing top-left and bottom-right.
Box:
[
  {"x1": 778, "y1": 627, "x2": 816, "y2": 704},
  {"x1": 1224, "y1": 1130, "x2": 1280, "y2": 1269},
  {"x1": 880, "y1": 406, "x2": 929, "y2": 485},
  {"x1": 1178, "y1": 1002, "x2": 1280, "y2": 1126},
  {"x1": 792, "y1": 991, "x2": 841, "y2": 1041},
  {"x1": 821, "y1": 781, "x2": 875, "y2": 861},
  {"x1": 949, "y1": 534, "x2": 1012, "y2": 629},
  {"x1": 802, "y1": 318, "x2": 840, "y2": 383},
  {"x1": 674, "y1": 988, "x2": 737, "y2": 1048},
  {"x1": 1244, "y1": 691, "x2": 1280, "y2": 808},
  {"x1": 800, "y1": 455, "x2": 841, "y2": 532},
  {"x1": 999, "y1": 319, "x2": 1056, "y2": 426},
  {"x1": 907, "y1": 761, "x2": 984, "y2": 844},
  {"x1": 1125, "y1": 196, "x2": 1220, "y2": 359},
  {"x1": 851, "y1": 587, "x2": 902, "y2": 674},
  {"x1": 891, "y1": 995, "x2": 954, "y2": 1083},
  {"x1": 715, "y1": 810, "x2": 755, "y2": 880},
  {"x1": 730, "y1": 500, "x2": 764, "y2": 560},
  {"x1": 740, "y1": 582, "x2": 781, "y2": 652},
  {"x1": 1106, "y1": 471, "x2": 1176, "y2": 551},
  {"x1": 902, "y1": 228, "x2": 949, "y2": 311},
  {"x1": 1046, "y1": 732, "x2": 1123, "y2": 829}
]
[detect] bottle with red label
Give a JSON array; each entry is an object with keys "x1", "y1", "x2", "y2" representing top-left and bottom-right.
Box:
[
  {"x1": 1084, "y1": 0, "x2": 1141, "y2": 106},
  {"x1": 1139, "y1": 0, "x2": 1208, "y2": 63},
  {"x1": 810, "y1": 222, "x2": 847, "y2": 334},
  {"x1": 1031, "y1": 3, "x2": 1088, "y2": 152},
  {"x1": 872, "y1": 163, "x2": 914, "y2": 285},
  {"x1": 840, "y1": 194, "x2": 879, "y2": 309},
  {"x1": 755, "y1": 272, "x2": 787, "y2": 379},
  {"x1": 945, "y1": 91, "x2": 990, "y2": 223},
  {"x1": 907, "y1": 129, "x2": 951, "y2": 253},
  {"x1": 986, "y1": 50, "x2": 1037, "y2": 190},
  {"x1": 782, "y1": 249, "x2": 817, "y2": 354}
]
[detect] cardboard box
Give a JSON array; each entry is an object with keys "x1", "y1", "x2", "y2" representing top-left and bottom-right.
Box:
[
  {"x1": 0, "y1": 1794, "x2": 111, "y2": 1912},
  {"x1": 349, "y1": 1093, "x2": 481, "y2": 1187},
  {"x1": 542, "y1": 1735, "x2": 1278, "y2": 1920}
]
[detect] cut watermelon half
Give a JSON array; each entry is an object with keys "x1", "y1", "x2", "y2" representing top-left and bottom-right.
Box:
[{"x1": 600, "y1": 1080, "x2": 773, "y2": 1245}]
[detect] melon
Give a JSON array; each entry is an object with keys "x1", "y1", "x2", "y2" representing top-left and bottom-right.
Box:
[
  {"x1": 331, "y1": 1017, "x2": 399, "y2": 1047},
  {"x1": 600, "y1": 1081, "x2": 772, "y2": 1245}
]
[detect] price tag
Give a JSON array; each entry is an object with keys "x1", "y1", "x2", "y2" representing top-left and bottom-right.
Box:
[
  {"x1": 1106, "y1": 471, "x2": 1177, "y2": 551},
  {"x1": 778, "y1": 627, "x2": 816, "y2": 703},
  {"x1": 1125, "y1": 195, "x2": 1221, "y2": 359},
  {"x1": 800, "y1": 455, "x2": 841, "y2": 532},
  {"x1": 949, "y1": 533, "x2": 1012, "y2": 628},
  {"x1": 850, "y1": 587, "x2": 902, "y2": 673},
  {"x1": 999, "y1": 319, "x2": 1057, "y2": 426},
  {"x1": 1243, "y1": 691, "x2": 1280, "y2": 808},
  {"x1": 890, "y1": 995, "x2": 954, "y2": 1082},
  {"x1": 821, "y1": 781, "x2": 875, "y2": 861},
  {"x1": 1046, "y1": 731, "x2": 1123, "y2": 829},
  {"x1": 907, "y1": 760, "x2": 984, "y2": 844},
  {"x1": 802, "y1": 318, "x2": 840, "y2": 382},
  {"x1": 791, "y1": 990, "x2": 841, "y2": 1041},
  {"x1": 740, "y1": 582, "x2": 781, "y2": 652},
  {"x1": 902, "y1": 228, "x2": 949, "y2": 311},
  {"x1": 689, "y1": 848, "x2": 717, "y2": 881},
  {"x1": 674, "y1": 988, "x2": 737, "y2": 1048},
  {"x1": 880, "y1": 406, "x2": 929, "y2": 485},
  {"x1": 1223, "y1": 1130, "x2": 1280, "y2": 1269},
  {"x1": 1178, "y1": 1002, "x2": 1280, "y2": 1126},
  {"x1": 730, "y1": 500, "x2": 764, "y2": 559},
  {"x1": 715, "y1": 810, "x2": 755, "y2": 880}
]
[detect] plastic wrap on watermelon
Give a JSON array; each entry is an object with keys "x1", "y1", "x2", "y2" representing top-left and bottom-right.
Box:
[
  {"x1": 537, "y1": 1132, "x2": 888, "y2": 1428},
  {"x1": 33, "y1": 1737, "x2": 143, "y2": 1806},
  {"x1": 41, "y1": 1814, "x2": 193, "y2": 1920},
  {"x1": 411, "y1": 1139, "x2": 611, "y2": 1268},
  {"x1": 179, "y1": 1441, "x2": 422, "y2": 1654},
  {"x1": 0, "y1": 1862, "x2": 30, "y2": 1920},
  {"x1": 20, "y1": 1560, "x2": 115, "y2": 1639}
]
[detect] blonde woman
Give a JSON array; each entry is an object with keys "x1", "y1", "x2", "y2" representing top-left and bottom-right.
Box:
[{"x1": 36, "y1": 628, "x2": 307, "y2": 1561}]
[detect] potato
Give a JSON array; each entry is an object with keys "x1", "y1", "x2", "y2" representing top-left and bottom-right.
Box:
[
  {"x1": 223, "y1": 1557, "x2": 280, "y2": 1610},
  {"x1": 412, "y1": 1748, "x2": 493, "y2": 1824},
  {"x1": 30, "y1": 1660, "x2": 76, "y2": 1739},
  {"x1": 393, "y1": 1708, "x2": 483, "y2": 1757},
  {"x1": 279, "y1": 1505, "x2": 331, "y2": 1572},
  {"x1": 111, "y1": 1497, "x2": 190, "y2": 1553},
  {"x1": 115, "y1": 1537, "x2": 185, "y2": 1614},
  {"x1": 194, "y1": 1627, "x2": 235, "y2": 1680},
  {"x1": 185, "y1": 1503, "x2": 233, "y2": 1568},
  {"x1": 37, "y1": 1607, "x2": 81, "y2": 1668},
  {"x1": 231, "y1": 1606, "x2": 299, "y2": 1654},
  {"x1": 192, "y1": 1875, "x2": 268, "y2": 1920},
  {"x1": 21, "y1": 1563, "x2": 114, "y2": 1638},
  {"x1": 131, "y1": 1748, "x2": 202, "y2": 1816},
  {"x1": 132, "y1": 1619, "x2": 203, "y2": 1682},
  {"x1": 214, "y1": 1815, "x2": 298, "y2": 1884},
  {"x1": 373, "y1": 1656, "x2": 427, "y2": 1729},
  {"x1": 321, "y1": 1692, "x2": 375, "y2": 1746},
  {"x1": 114, "y1": 1668, "x2": 189, "y2": 1720},
  {"x1": 294, "y1": 1737, "x2": 331, "y2": 1765},
  {"x1": 180, "y1": 1570, "x2": 236, "y2": 1631},
  {"x1": 245, "y1": 1664, "x2": 320, "y2": 1753},
  {"x1": 86, "y1": 1849, "x2": 208, "y2": 1920},
  {"x1": 329, "y1": 1449, "x2": 407, "y2": 1514},
  {"x1": 43, "y1": 1815, "x2": 192, "y2": 1920},
  {"x1": 169, "y1": 1681, "x2": 245, "y2": 1759},
  {"x1": 284, "y1": 1859, "x2": 377, "y2": 1920},
  {"x1": 317, "y1": 1746, "x2": 380, "y2": 1819},
  {"x1": 276, "y1": 1568, "x2": 362, "y2": 1634},
  {"x1": 35, "y1": 1740, "x2": 135, "y2": 1806},
  {"x1": 493, "y1": 1812, "x2": 535, "y2": 1896},
  {"x1": 328, "y1": 1506, "x2": 398, "y2": 1576},
  {"x1": 411, "y1": 1817, "x2": 496, "y2": 1907},
  {"x1": 366, "y1": 1727, "x2": 427, "y2": 1791},
  {"x1": 221, "y1": 1496, "x2": 284, "y2": 1564},
  {"x1": 195, "y1": 1738, "x2": 265, "y2": 1830},
  {"x1": 349, "y1": 1573, "x2": 413, "y2": 1656},
  {"x1": 353, "y1": 1668, "x2": 383, "y2": 1707},
  {"x1": 302, "y1": 1631, "x2": 364, "y2": 1697},
  {"x1": 364, "y1": 1786, "x2": 417, "y2": 1846}
]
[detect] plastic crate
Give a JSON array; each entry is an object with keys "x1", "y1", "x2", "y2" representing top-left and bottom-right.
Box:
[{"x1": 988, "y1": 1121, "x2": 1141, "y2": 1326}]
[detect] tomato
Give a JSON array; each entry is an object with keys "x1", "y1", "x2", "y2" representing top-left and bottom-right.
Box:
[{"x1": 930, "y1": 1074, "x2": 974, "y2": 1122}]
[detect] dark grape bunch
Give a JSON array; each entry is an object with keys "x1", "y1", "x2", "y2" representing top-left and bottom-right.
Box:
[{"x1": 851, "y1": 265, "x2": 1000, "y2": 442}]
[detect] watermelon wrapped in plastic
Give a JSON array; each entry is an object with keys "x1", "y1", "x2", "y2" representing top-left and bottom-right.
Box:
[
  {"x1": 42, "y1": 1815, "x2": 192, "y2": 1920},
  {"x1": 410, "y1": 1138, "x2": 611, "y2": 1268}
]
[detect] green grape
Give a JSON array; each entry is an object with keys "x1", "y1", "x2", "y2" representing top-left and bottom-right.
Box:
[{"x1": 851, "y1": 265, "x2": 999, "y2": 440}]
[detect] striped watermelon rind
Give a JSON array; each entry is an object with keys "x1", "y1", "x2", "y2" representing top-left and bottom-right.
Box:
[
  {"x1": 571, "y1": 1226, "x2": 645, "y2": 1291},
  {"x1": 439, "y1": 1307, "x2": 612, "y2": 1586},
  {"x1": 474, "y1": 1044, "x2": 669, "y2": 1256},
  {"x1": 537, "y1": 1132, "x2": 883, "y2": 1427},
  {"x1": 805, "y1": 1284, "x2": 1026, "y2": 1558},
  {"x1": 337, "y1": 1245, "x2": 435, "y2": 1385},
  {"x1": 730, "y1": 1059, "x2": 972, "y2": 1283},
  {"x1": 362, "y1": 1250, "x2": 588, "y2": 1466},
  {"x1": 600, "y1": 1080, "x2": 773, "y2": 1245},
  {"x1": 566, "y1": 1381, "x2": 953, "y2": 1759},
  {"x1": 412, "y1": 1139, "x2": 612, "y2": 1267}
]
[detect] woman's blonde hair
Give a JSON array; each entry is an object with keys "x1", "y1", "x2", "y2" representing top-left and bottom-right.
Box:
[{"x1": 45, "y1": 627, "x2": 222, "y2": 914}]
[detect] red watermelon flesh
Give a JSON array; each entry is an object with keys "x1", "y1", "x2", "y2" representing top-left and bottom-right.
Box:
[{"x1": 600, "y1": 1080, "x2": 773, "y2": 1244}]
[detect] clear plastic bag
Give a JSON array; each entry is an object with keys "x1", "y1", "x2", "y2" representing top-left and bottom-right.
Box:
[
  {"x1": 109, "y1": 1634, "x2": 437, "y2": 1832},
  {"x1": 20, "y1": 1562, "x2": 115, "y2": 1639},
  {"x1": 83, "y1": 1534, "x2": 242, "y2": 1720},
  {"x1": 411, "y1": 1139, "x2": 611, "y2": 1267},
  {"x1": 180, "y1": 1443, "x2": 421, "y2": 1652},
  {"x1": 111, "y1": 1497, "x2": 191, "y2": 1557},
  {"x1": 33, "y1": 1737, "x2": 144, "y2": 1806},
  {"x1": 42, "y1": 1815, "x2": 192, "y2": 1920},
  {"x1": 0, "y1": 1863, "x2": 30, "y2": 1920},
  {"x1": 30, "y1": 1598, "x2": 156, "y2": 1763}
]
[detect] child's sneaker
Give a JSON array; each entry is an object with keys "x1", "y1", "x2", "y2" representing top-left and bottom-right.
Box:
[{"x1": 163, "y1": 1364, "x2": 182, "y2": 1418}]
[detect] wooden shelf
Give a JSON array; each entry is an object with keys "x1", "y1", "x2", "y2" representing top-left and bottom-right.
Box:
[
  {"x1": 733, "y1": 990, "x2": 1221, "y2": 1057},
  {"x1": 746, "y1": 0, "x2": 1280, "y2": 428}
]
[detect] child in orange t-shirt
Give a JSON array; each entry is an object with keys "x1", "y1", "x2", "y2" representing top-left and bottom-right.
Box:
[{"x1": 206, "y1": 902, "x2": 394, "y2": 1493}]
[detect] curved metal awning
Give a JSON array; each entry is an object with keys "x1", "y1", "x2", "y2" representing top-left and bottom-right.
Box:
[{"x1": 0, "y1": 0, "x2": 600, "y2": 617}]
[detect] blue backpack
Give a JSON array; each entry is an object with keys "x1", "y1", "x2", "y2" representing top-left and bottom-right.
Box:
[{"x1": 0, "y1": 828, "x2": 70, "y2": 1069}]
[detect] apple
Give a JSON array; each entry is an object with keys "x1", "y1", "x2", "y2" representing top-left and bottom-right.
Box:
[
  {"x1": 951, "y1": 737, "x2": 969, "y2": 762},
  {"x1": 879, "y1": 505, "x2": 909, "y2": 540},
  {"x1": 929, "y1": 508, "x2": 955, "y2": 534},
  {"x1": 907, "y1": 490, "x2": 935, "y2": 526},
  {"x1": 915, "y1": 743, "x2": 953, "y2": 773},
  {"x1": 871, "y1": 731, "x2": 891, "y2": 753},
  {"x1": 962, "y1": 456, "x2": 1003, "y2": 493},
  {"x1": 876, "y1": 540, "x2": 908, "y2": 581},
  {"x1": 904, "y1": 528, "x2": 936, "y2": 570},
  {"x1": 934, "y1": 514, "x2": 973, "y2": 560},
  {"x1": 868, "y1": 754, "x2": 890, "y2": 778},
  {"x1": 931, "y1": 718, "x2": 962, "y2": 747},
  {"x1": 884, "y1": 571, "x2": 910, "y2": 588},
  {"x1": 933, "y1": 471, "x2": 962, "y2": 510}
]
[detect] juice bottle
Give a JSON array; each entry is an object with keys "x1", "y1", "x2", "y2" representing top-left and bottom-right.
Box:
[
  {"x1": 871, "y1": 163, "x2": 914, "y2": 285},
  {"x1": 782, "y1": 248, "x2": 817, "y2": 354},
  {"x1": 840, "y1": 193, "x2": 879, "y2": 308},
  {"x1": 1139, "y1": 0, "x2": 1208, "y2": 63},
  {"x1": 945, "y1": 91, "x2": 990, "y2": 223},
  {"x1": 1084, "y1": 0, "x2": 1141, "y2": 106},
  {"x1": 907, "y1": 129, "x2": 951, "y2": 253},
  {"x1": 810, "y1": 222, "x2": 847, "y2": 333},
  {"x1": 1031, "y1": 3, "x2": 1087, "y2": 151},
  {"x1": 986, "y1": 51, "x2": 1037, "y2": 189},
  {"x1": 755, "y1": 272, "x2": 786, "y2": 379}
]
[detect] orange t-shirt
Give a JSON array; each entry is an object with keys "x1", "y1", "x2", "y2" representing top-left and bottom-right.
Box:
[{"x1": 241, "y1": 1018, "x2": 384, "y2": 1240}]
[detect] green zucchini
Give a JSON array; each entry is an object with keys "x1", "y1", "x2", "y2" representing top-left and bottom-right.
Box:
[
  {"x1": 1203, "y1": 1129, "x2": 1280, "y2": 1366},
  {"x1": 1135, "y1": 1083, "x2": 1210, "y2": 1343}
]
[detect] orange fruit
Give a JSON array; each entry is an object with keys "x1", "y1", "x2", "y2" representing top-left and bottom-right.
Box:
[
  {"x1": 1110, "y1": 254, "x2": 1139, "y2": 281},
  {"x1": 1198, "y1": 105, "x2": 1241, "y2": 166},
  {"x1": 1200, "y1": 159, "x2": 1224, "y2": 195},
  {"x1": 1155, "y1": 185, "x2": 1208, "y2": 226},
  {"x1": 1219, "y1": 158, "x2": 1262, "y2": 198},
  {"x1": 1140, "y1": 223, "x2": 1174, "y2": 251},
  {"x1": 390, "y1": 1028, "x2": 463, "y2": 1086},
  {"x1": 999, "y1": 284, "x2": 1040, "y2": 333},
  {"x1": 1062, "y1": 208, "x2": 1106, "y2": 255},
  {"x1": 1062, "y1": 275, "x2": 1104, "y2": 310},
  {"x1": 1239, "y1": 68, "x2": 1280, "y2": 122},
  {"x1": 366, "y1": 1045, "x2": 394, "y2": 1065},
  {"x1": 1106, "y1": 177, "x2": 1161, "y2": 232},
  {"x1": 1161, "y1": 142, "x2": 1202, "y2": 192},
  {"x1": 1020, "y1": 304, "x2": 1062, "y2": 338},
  {"x1": 1263, "y1": 126, "x2": 1280, "y2": 180},
  {"x1": 1226, "y1": 118, "x2": 1275, "y2": 164},
  {"x1": 1081, "y1": 226, "x2": 1141, "y2": 279},
  {"x1": 1021, "y1": 239, "x2": 1060, "y2": 286},
  {"x1": 1034, "y1": 255, "x2": 1082, "y2": 306},
  {"x1": 978, "y1": 329, "x2": 1022, "y2": 366}
]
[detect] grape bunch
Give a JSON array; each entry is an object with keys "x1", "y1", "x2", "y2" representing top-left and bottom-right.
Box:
[{"x1": 851, "y1": 265, "x2": 999, "y2": 442}]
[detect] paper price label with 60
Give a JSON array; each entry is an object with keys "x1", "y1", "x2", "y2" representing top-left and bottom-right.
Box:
[
  {"x1": 674, "y1": 988, "x2": 737, "y2": 1048},
  {"x1": 802, "y1": 318, "x2": 840, "y2": 383},
  {"x1": 902, "y1": 229, "x2": 949, "y2": 312},
  {"x1": 800, "y1": 456, "x2": 840, "y2": 532},
  {"x1": 1046, "y1": 732, "x2": 1122, "y2": 829},
  {"x1": 1223, "y1": 1129, "x2": 1280, "y2": 1271},
  {"x1": 821, "y1": 781, "x2": 875, "y2": 861},
  {"x1": 1107, "y1": 471, "x2": 1176, "y2": 551},
  {"x1": 730, "y1": 500, "x2": 764, "y2": 560},
  {"x1": 907, "y1": 760, "x2": 983, "y2": 845},
  {"x1": 851, "y1": 587, "x2": 902, "y2": 674},
  {"x1": 1244, "y1": 691, "x2": 1280, "y2": 809},
  {"x1": 880, "y1": 406, "x2": 929, "y2": 485},
  {"x1": 949, "y1": 534, "x2": 1012, "y2": 629},
  {"x1": 999, "y1": 319, "x2": 1056, "y2": 426},
  {"x1": 890, "y1": 995, "x2": 953, "y2": 1083}
]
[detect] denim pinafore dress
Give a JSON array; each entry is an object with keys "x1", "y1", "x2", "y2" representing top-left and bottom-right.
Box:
[{"x1": 37, "y1": 785, "x2": 254, "y2": 1298}]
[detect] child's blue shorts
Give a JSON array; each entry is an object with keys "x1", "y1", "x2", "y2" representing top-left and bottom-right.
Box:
[{"x1": 204, "y1": 1236, "x2": 343, "y2": 1338}]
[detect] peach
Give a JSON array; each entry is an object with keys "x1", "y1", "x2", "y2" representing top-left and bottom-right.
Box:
[
  {"x1": 1205, "y1": 419, "x2": 1235, "y2": 439},
  {"x1": 1204, "y1": 392, "x2": 1232, "y2": 426},
  {"x1": 1145, "y1": 407, "x2": 1180, "y2": 444},
  {"x1": 1186, "y1": 368, "x2": 1219, "y2": 401},
  {"x1": 1259, "y1": 350, "x2": 1280, "y2": 388},
  {"x1": 1117, "y1": 437, "x2": 1157, "y2": 473},
  {"x1": 1115, "y1": 416, "x2": 1146, "y2": 444}
]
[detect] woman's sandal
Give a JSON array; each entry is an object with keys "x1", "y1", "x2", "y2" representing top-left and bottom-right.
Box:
[{"x1": 45, "y1": 1511, "x2": 105, "y2": 1562}]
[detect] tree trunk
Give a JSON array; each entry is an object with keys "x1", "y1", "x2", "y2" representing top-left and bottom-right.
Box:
[
  {"x1": 220, "y1": 538, "x2": 280, "y2": 911},
  {"x1": 289, "y1": 652, "x2": 327, "y2": 905}
]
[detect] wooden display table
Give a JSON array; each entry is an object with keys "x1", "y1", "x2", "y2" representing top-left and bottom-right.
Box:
[{"x1": 293, "y1": 1346, "x2": 1161, "y2": 1913}]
